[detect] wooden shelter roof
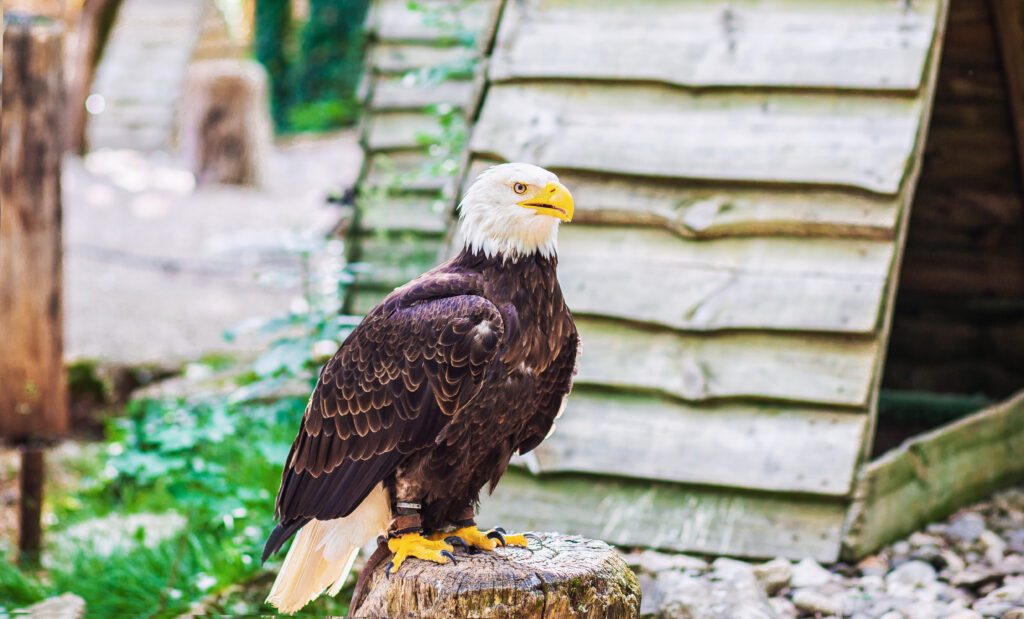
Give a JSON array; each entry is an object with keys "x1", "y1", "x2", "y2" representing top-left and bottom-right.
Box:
[{"x1": 464, "y1": 0, "x2": 950, "y2": 562}]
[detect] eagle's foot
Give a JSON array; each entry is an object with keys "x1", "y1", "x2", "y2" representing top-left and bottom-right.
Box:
[
  {"x1": 386, "y1": 533, "x2": 456, "y2": 575},
  {"x1": 430, "y1": 525, "x2": 529, "y2": 551}
]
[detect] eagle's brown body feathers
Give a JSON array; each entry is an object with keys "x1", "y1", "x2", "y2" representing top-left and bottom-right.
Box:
[{"x1": 263, "y1": 247, "x2": 578, "y2": 560}]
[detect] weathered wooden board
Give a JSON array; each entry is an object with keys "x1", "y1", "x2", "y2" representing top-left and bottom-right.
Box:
[
  {"x1": 575, "y1": 318, "x2": 878, "y2": 408},
  {"x1": 364, "y1": 111, "x2": 447, "y2": 152},
  {"x1": 471, "y1": 84, "x2": 923, "y2": 195},
  {"x1": 480, "y1": 469, "x2": 848, "y2": 562},
  {"x1": 464, "y1": 158, "x2": 901, "y2": 240},
  {"x1": 475, "y1": 83, "x2": 925, "y2": 193},
  {"x1": 535, "y1": 390, "x2": 865, "y2": 496},
  {"x1": 370, "y1": 43, "x2": 477, "y2": 75},
  {"x1": 352, "y1": 235, "x2": 444, "y2": 288},
  {"x1": 490, "y1": 0, "x2": 939, "y2": 92},
  {"x1": 364, "y1": 152, "x2": 452, "y2": 193},
  {"x1": 370, "y1": 77, "x2": 476, "y2": 111},
  {"x1": 546, "y1": 226, "x2": 894, "y2": 333},
  {"x1": 359, "y1": 195, "x2": 450, "y2": 234},
  {"x1": 843, "y1": 391, "x2": 1024, "y2": 559},
  {"x1": 368, "y1": 0, "x2": 501, "y2": 45}
]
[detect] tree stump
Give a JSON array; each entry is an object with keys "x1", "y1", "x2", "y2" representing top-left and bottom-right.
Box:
[
  {"x1": 180, "y1": 59, "x2": 272, "y2": 186},
  {"x1": 351, "y1": 533, "x2": 641, "y2": 618}
]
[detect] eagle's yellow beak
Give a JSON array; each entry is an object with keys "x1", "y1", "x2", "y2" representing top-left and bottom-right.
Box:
[{"x1": 518, "y1": 182, "x2": 574, "y2": 222}]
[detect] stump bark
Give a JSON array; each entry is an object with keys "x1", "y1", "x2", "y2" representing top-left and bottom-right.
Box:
[
  {"x1": 180, "y1": 59, "x2": 272, "y2": 186},
  {"x1": 351, "y1": 533, "x2": 641, "y2": 618}
]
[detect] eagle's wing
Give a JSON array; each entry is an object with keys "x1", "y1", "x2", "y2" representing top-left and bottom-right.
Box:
[
  {"x1": 515, "y1": 321, "x2": 579, "y2": 456},
  {"x1": 263, "y1": 275, "x2": 503, "y2": 560}
]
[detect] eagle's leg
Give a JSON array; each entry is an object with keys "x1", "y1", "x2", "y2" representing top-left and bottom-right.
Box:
[
  {"x1": 386, "y1": 501, "x2": 455, "y2": 574},
  {"x1": 428, "y1": 506, "x2": 529, "y2": 551}
]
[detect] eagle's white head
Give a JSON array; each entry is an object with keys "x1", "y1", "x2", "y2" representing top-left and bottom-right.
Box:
[{"x1": 457, "y1": 162, "x2": 574, "y2": 260}]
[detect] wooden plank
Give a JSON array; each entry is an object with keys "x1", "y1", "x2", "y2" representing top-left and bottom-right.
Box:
[
  {"x1": 360, "y1": 195, "x2": 450, "y2": 235},
  {"x1": 575, "y1": 318, "x2": 878, "y2": 408},
  {"x1": 546, "y1": 225, "x2": 894, "y2": 333},
  {"x1": 480, "y1": 469, "x2": 847, "y2": 562},
  {"x1": 0, "y1": 15, "x2": 69, "y2": 442},
  {"x1": 535, "y1": 390, "x2": 866, "y2": 496},
  {"x1": 464, "y1": 158, "x2": 900, "y2": 240},
  {"x1": 364, "y1": 111, "x2": 446, "y2": 152},
  {"x1": 490, "y1": 0, "x2": 939, "y2": 92},
  {"x1": 370, "y1": 43, "x2": 476, "y2": 75},
  {"x1": 370, "y1": 77, "x2": 476, "y2": 111},
  {"x1": 843, "y1": 390, "x2": 1024, "y2": 559},
  {"x1": 471, "y1": 83, "x2": 923, "y2": 195},
  {"x1": 990, "y1": 0, "x2": 1024, "y2": 189},
  {"x1": 364, "y1": 152, "x2": 452, "y2": 193},
  {"x1": 352, "y1": 235, "x2": 444, "y2": 288},
  {"x1": 369, "y1": 0, "x2": 500, "y2": 45}
]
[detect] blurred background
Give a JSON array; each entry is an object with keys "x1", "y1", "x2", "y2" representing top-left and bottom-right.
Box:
[{"x1": 2, "y1": 0, "x2": 1024, "y2": 617}]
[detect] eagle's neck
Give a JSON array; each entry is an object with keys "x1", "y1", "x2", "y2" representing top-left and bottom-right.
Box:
[
  {"x1": 453, "y1": 246, "x2": 559, "y2": 271},
  {"x1": 457, "y1": 211, "x2": 559, "y2": 261}
]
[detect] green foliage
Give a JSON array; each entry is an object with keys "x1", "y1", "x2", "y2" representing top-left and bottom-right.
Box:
[
  {"x1": 254, "y1": 0, "x2": 293, "y2": 129},
  {"x1": 287, "y1": 98, "x2": 361, "y2": 133},
  {"x1": 0, "y1": 558, "x2": 47, "y2": 612},
  {"x1": 297, "y1": 0, "x2": 371, "y2": 103},
  {"x1": 253, "y1": 0, "x2": 371, "y2": 133}
]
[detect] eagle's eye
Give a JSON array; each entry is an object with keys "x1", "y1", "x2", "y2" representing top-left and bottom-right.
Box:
[{"x1": 513, "y1": 182, "x2": 527, "y2": 195}]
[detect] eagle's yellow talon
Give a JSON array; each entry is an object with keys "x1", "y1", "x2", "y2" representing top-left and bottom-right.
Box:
[
  {"x1": 387, "y1": 532, "x2": 455, "y2": 573},
  {"x1": 429, "y1": 526, "x2": 530, "y2": 551},
  {"x1": 501, "y1": 533, "x2": 529, "y2": 547}
]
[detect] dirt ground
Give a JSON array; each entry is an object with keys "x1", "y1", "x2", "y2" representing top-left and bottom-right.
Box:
[{"x1": 63, "y1": 131, "x2": 361, "y2": 367}]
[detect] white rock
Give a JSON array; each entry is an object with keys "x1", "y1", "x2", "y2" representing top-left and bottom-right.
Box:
[
  {"x1": 768, "y1": 596, "x2": 798, "y2": 618},
  {"x1": 972, "y1": 584, "x2": 1024, "y2": 617},
  {"x1": 792, "y1": 588, "x2": 844, "y2": 616},
  {"x1": 980, "y1": 530, "x2": 1008, "y2": 564},
  {"x1": 16, "y1": 594, "x2": 85, "y2": 619},
  {"x1": 944, "y1": 610, "x2": 983, "y2": 619},
  {"x1": 655, "y1": 568, "x2": 775, "y2": 619},
  {"x1": 622, "y1": 549, "x2": 708, "y2": 574},
  {"x1": 753, "y1": 558, "x2": 792, "y2": 596},
  {"x1": 886, "y1": 560, "x2": 937, "y2": 593},
  {"x1": 791, "y1": 557, "x2": 833, "y2": 588},
  {"x1": 712, "y1": 557, "x2": 756, "y2": 583}
]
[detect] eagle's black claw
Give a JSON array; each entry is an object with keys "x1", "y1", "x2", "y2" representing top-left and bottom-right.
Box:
[
  {"x1": 445, "y1": 536, "x2": 469, "y2": 551},
  {"x1": 384, "y1": 562, "x2": 393, "y2": 578},
  {"x1": 440, "y1": 550, "x2": 457, "y2": 564},
  {"x1": 486, "y1": 530, "x2": 507, "y2": 546},
  {"x1": 494, "y1": 527, "x2": 507, "y2": 534}
]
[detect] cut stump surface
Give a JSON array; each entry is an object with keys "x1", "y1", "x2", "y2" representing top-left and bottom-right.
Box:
[{"x1": 352, "y1": 532, "x2": 641, "y2": 618}]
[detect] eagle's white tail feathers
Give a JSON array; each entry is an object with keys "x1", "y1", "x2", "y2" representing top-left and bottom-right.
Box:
[{"x1": 266, "y1": 484, "x2": 390, "y2": 614}]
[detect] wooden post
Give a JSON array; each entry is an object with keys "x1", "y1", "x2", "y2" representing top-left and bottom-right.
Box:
[
  {"x1": 0, "y1": 12, "x2": 68, "y2": 563},
  {"x1": 17, "y1": 446, "x2": 45, "y2": 566},
  {"x1": 65, "y1": 0, "x2": 122, "y2": 153},
  {"x1": 990, "y1": 0, "x2": 1024, "y2": 201},
  {"x1": 350, "y1": 533, "x2": 641, "y2": 618}
]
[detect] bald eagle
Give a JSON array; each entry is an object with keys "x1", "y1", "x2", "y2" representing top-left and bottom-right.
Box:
[{"x1": 263, "y1": 163, "x2": 579, "y2": 613}]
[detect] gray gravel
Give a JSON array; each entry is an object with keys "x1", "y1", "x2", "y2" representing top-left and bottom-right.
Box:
[{"x1": 623, "y1": 485, "x2": 1024, "y2": 618}]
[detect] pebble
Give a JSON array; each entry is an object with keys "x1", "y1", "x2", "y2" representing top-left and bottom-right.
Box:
[
  {"x1": 886, "y1": 560, "x2": 938, "y2": 592},
  {"x1": 973, "y1": 585, "x2": 1024, "y2": 616},
  {"x1": 752, "y1": 558, "x2": 792, "y2": 596},
  {"x1": 792, "y1": 588, "x2": 844, "y2": 616},
  {"x1": 791, "y1": 557, "x2": 833, "y2": 588},
  {"x1": 949, "y1": 513, "x2": 987, "y2": 544},
  {"x1": 1008, "y1": 530, "x2": 1024, "y2": 555}
]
